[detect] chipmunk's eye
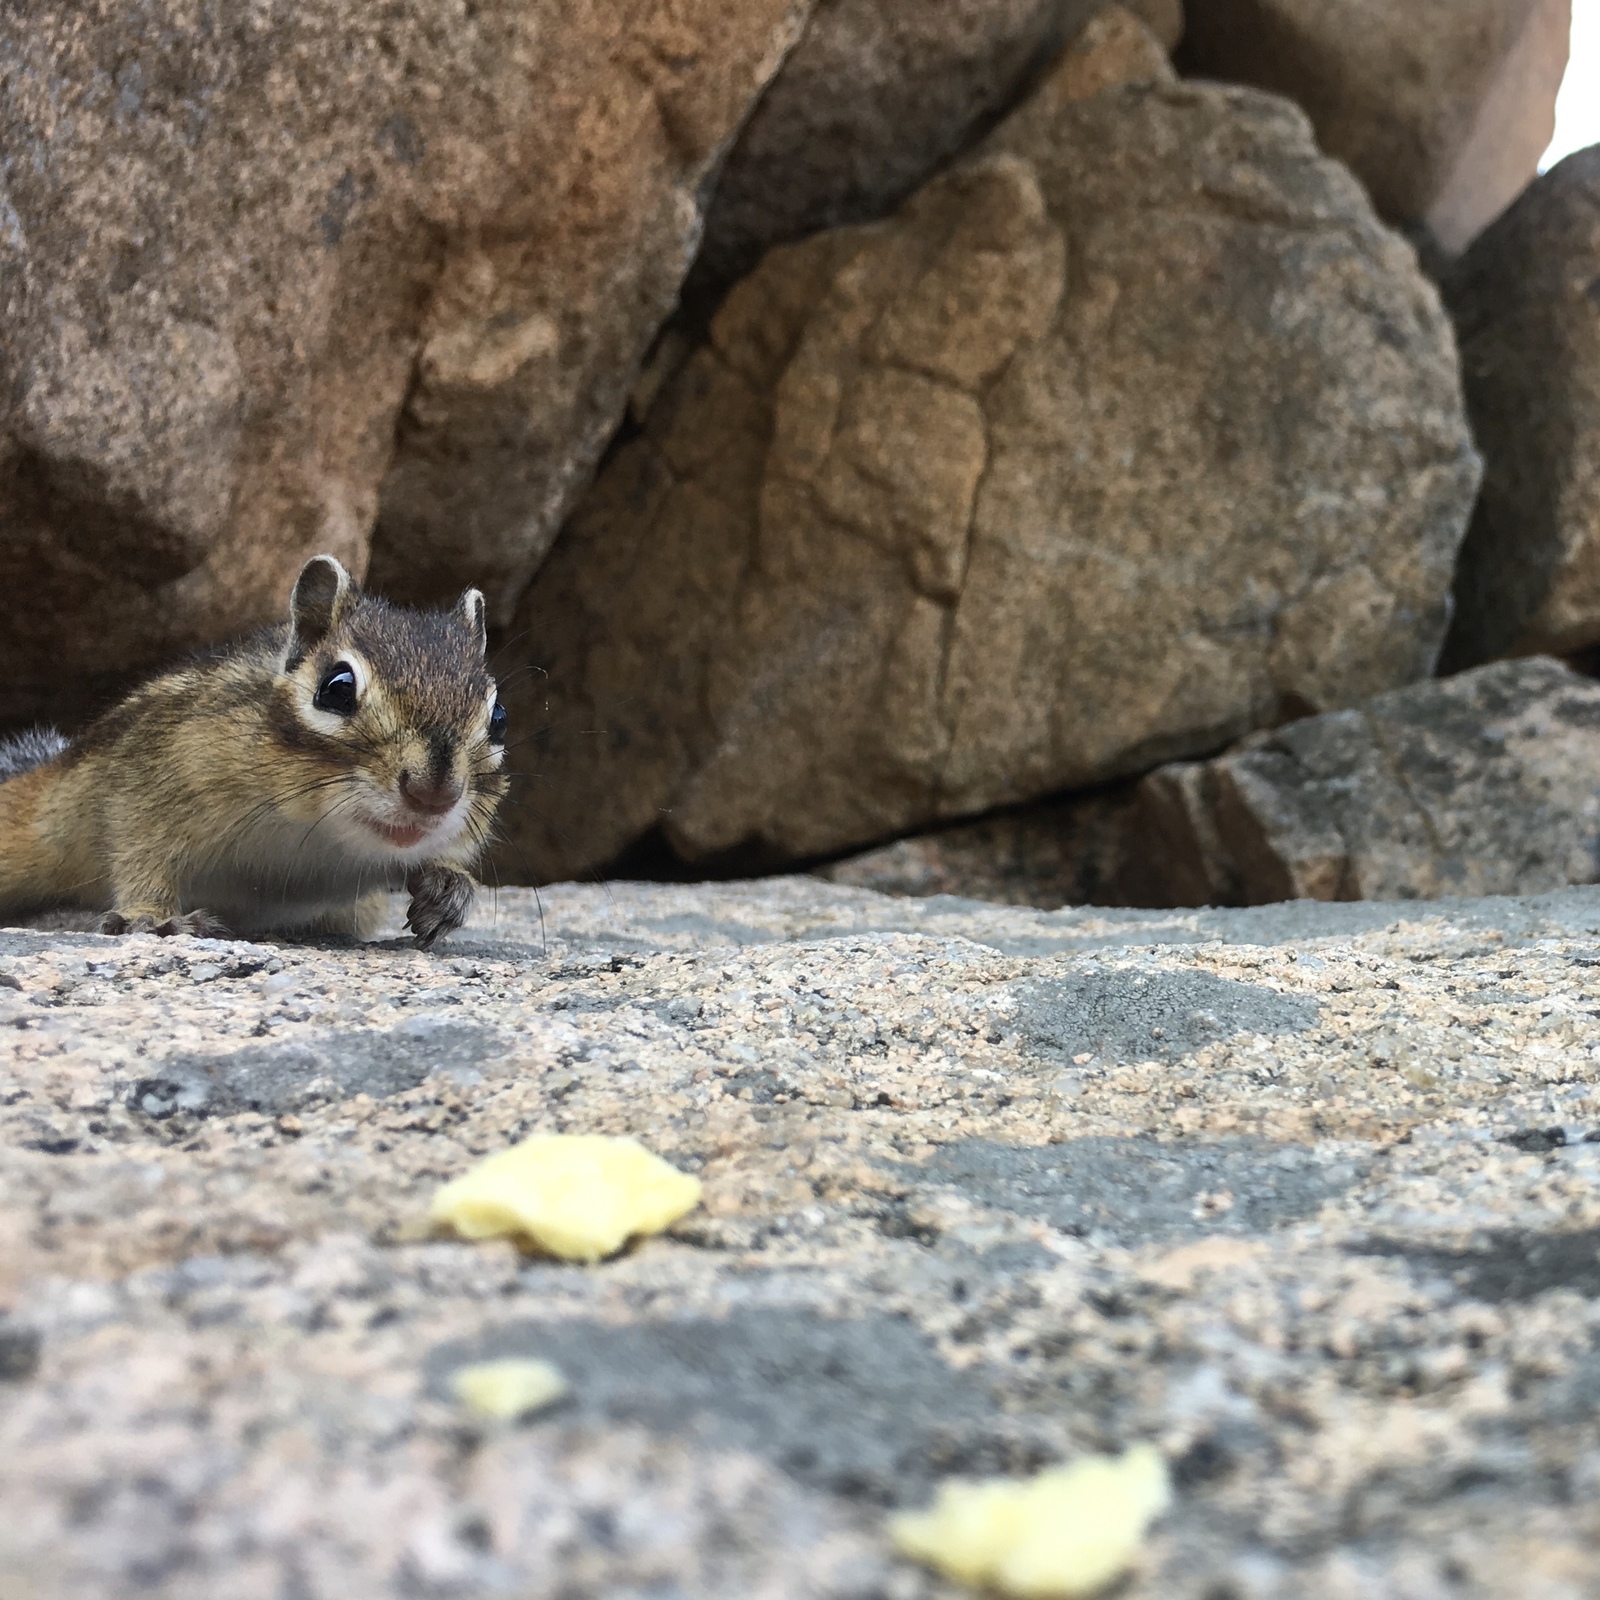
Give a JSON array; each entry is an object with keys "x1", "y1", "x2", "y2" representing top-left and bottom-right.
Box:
[
  {"x1": 314, "y1": 663, "x2": 359, "y2": 716},
  {"x1": 488, "y1": 698, "x2": 508, "y2": 747}
]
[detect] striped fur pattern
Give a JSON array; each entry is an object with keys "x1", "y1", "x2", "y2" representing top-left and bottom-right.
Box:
[{"x1": 0, "y1": 557, "x2": 508, "y2": 947}]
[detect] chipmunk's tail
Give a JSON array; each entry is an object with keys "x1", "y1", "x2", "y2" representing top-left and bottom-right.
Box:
[
  {"x1": 0, "y1": 731, "x2": 103, "y2": 919},
  {"x1": 0, "y1": 728, "x2": 69, "y2": 784}
]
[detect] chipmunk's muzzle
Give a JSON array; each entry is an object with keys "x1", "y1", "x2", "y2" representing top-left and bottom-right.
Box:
[
  {"x1": 355, "y1": 744, "x2": 479, "y2": 852},
  {"x1": 399, "y1": 769, "x2": 464, "y2": 816}
]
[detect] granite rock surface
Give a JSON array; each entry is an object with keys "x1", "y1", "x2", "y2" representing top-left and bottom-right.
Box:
[
  {"x1": 0, "y1": 0, "x2": 806, "y2": 728},
  {"x1": 1442, "y1": 148, "x2": 1600, "y2": 669},
  {"x1": 502, "y1": 14, "x2": 1479, "y2": 882},
  {"x1": 1138, "y1": 657, "x2": 1600, "y2": 907},
  {"x1": 8, "y1": 878, "x2": 1600, "y2": 1596},
  {"x1": 1179, "y1": 0, "x2": 1568, "y2": 250},
  {"x1": 826, "y1": 660, "x2": 1600, "y2": 914},
  {"x1": 693, "y1": 0, "x2": 1185, "y2": 296}
]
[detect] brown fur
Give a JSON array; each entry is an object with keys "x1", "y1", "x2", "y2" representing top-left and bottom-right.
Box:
[{"x1": 0, "y1": 557, "x2": 508, "y2": 947}]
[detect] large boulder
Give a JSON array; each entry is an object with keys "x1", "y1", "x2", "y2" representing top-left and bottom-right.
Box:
[
  {"x1": 1179, "y1": 0, "x2": 1569, "y2": 252},
  {"x1": 693, "y1": 0, "x2": 1185, "y2": 294},
  {"x1": 827, "y1": 657, "x2": 1600, "y2": 911},
  {"x1": 1441, "y1": 149, "x2": 1600, "y2": 669},
  {"x1": 1423, "y1": 0, "x2": 1572, "y2": 254},
  {"x1": 0, "y1": 0, "x2": 808, "y2": 730},
  {"x1": 500, "y1": 12, "x2": 1480, "y2": 883},
  {"x1": 1138, "y1": 657, "x2": 1600, "y2": 905}
]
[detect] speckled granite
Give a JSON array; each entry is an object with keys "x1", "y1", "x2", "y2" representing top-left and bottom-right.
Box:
[{"x1": 6, "y1": 879, "x2": 1600, "y2": 1598}]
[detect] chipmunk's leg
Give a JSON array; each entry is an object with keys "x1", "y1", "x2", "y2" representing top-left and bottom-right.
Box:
[
  {"x1": 405, "y1": 865, "x2": 475, "y2": 950},
  {"x1": 347, "y1": 890, "x2": 391, "y2": 940},
  {"x1": 304, "y1": 891, "x2": 389, "y2": 941}
]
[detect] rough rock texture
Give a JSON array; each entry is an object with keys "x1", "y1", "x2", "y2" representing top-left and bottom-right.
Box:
[
  {"x1": 818, "y1": 786, "x2": 1157, "y2": 910},
  {"x1": 10, "y1": 878, "x2": 1600, "y2": 1596},
  {"x1": 1179, "y1": 0, "x2": 1568, "y2": 249},
  {"x1": 1137, "y1": 658, "x2": 1600, "y2": 907},
  {"x1": 1423, "y1": 0, "x2": 1571, "y2": 254},
  {"x1": 693, "y1": 0, "x2": 1186, "y2": 294},
  {"x1": 0, "y1": 0, "x2": 808, "y2": 731},
  {"x1": 825, "y1": 658, "x2": 1600, "y2": 913},
  {"x1": 502, "y1": 19, "x2": 1480, "y2": 882},
  {"x1": 1441, "y1": 149, "x2": 1600, "y2": 670}
]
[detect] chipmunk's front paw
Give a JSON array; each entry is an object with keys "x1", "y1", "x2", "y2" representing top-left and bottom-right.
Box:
[{"x1": 405, "y1": 866, "x2": 474, "y2": 950}]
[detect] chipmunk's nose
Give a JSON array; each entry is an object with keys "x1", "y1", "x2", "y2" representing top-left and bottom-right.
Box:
[{"x1": 399, "y1": 769, "x2": 464, "y2": 816}]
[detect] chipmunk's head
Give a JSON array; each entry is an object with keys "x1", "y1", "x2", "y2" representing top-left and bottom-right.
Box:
[{"x1": 272, "y1": 555, "x2": 508, "y2": 863}]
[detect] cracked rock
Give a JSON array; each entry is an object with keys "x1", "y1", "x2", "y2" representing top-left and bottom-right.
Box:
[
  {"x1": 693, "y1": 0, "x2": 1186, "y2": 296},
  {"x1": 501, "y1": 11, "x2": 1479, "y2": 881},
  {"x1": 1136, "y1": 656, "x2": 1600, "y2": 905}
]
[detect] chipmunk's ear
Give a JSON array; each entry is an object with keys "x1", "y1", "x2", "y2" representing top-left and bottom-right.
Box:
[
  {"x1": 287, "y1": 555, "x2": 354, "y2": 667},
  {"x1": 457, "y1": 587, "x2": 487, "y2": 660}
]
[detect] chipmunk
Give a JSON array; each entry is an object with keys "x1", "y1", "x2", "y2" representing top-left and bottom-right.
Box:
[{"x1": 0, "y1": 555, "x2": 508, "y2": 948}]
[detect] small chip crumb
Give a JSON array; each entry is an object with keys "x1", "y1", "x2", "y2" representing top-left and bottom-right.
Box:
[
  {"x1": 430, "y1": 1133, "x2": 703, "y2": 1261},
  {"x1": 889, "y1": 1445, "x2": 1170, "y2": 1599},
  {"x1": 450, "y1": 1358, "x2": 568, "y2": 1420}
]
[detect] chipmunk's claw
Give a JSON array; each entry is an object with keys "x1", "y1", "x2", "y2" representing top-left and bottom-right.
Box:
[{"x1": 405, "y1": 866, "x2": 474, "y2": 950}]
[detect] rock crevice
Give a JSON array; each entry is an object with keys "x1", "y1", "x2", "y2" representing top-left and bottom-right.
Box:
[{"x1": 501, "y1": 16, "x2": 1479, "y2": 882}]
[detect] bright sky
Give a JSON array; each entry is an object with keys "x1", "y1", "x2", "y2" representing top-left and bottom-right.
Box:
[{"x1": 1542, "y1": 2, "x2": 1600, "y2": 169}]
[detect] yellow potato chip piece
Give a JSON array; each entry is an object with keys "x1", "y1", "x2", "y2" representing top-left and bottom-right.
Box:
[
  {"x1": 450, "y1": 1358, "x2": 569, "y2": 1420},
  {"x1": 430, "y1": 1134, "x2": 702, "y2": 1261},
  {"x1": 889, "y1": 1445, "x2": 1170, "y2": 1599}
]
